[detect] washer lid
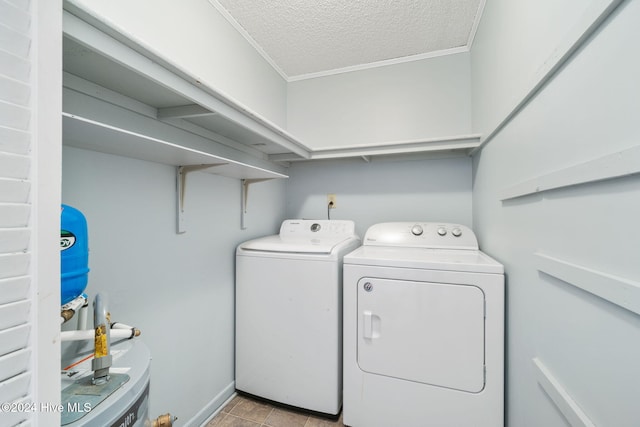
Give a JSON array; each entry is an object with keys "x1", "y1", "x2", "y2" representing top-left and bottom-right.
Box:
[
  {"x1": 239, "y1": 219, "x2": 358, "y2": 254},
  {"x1": 240, "y1": 235, "x2": 356, "y2": 254},
  {"x1": 344, "y1": 246, "x2": 504, "y2": 274}
]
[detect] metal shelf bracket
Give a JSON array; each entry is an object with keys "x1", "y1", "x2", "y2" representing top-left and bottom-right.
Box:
[
  {"x1": 241, "y1": 178, "x2": 273, "y2": 230},
  {"x1": 177, "y1": 164, "x2": 226, "y2": 234}
]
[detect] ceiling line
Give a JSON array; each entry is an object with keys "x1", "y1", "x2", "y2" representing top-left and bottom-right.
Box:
[
  {"x1": 207, "y1": 0, "x2": 290, "y2": 81},
  {"x1": 207, "y1": 0, "x2": 481, "y2": 83},
  {"x1": 287, "y1": 46, "x2": 470, "y2": 82},
  {"x1": 466, "y1": 0, "x2": 487, "y2": 49}
]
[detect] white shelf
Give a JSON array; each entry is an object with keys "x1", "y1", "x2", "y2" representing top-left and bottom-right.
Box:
[
  {"x1": 61, "y1": 1, "x2": 489, "y2": 231},
  {"x1": 62, "y1": 6, "x2": 311, "y2": 166},
  {"x1": 63, "y1": 4, "x2": 301, "y2": 232},
  {"x1": 63, "y1": 113, "x2": 287, "y2": 180},
  {"x1": 62, "y1": 3, "x2": 481, "y2": 168},
  {"x1": 270, "y1": 135, "x2": 482, "y2": 162}
]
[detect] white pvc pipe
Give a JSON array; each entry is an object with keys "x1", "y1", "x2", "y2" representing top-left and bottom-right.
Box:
[
  {"x1": 77, "y1": 303, "x2": 88, "y2": 330},
  {"x1": 61, "y1": 328, "x2": 138, "y2": 342},
  {"x1": 110, "y1": 322, "x2": 135, "y2": 330}
]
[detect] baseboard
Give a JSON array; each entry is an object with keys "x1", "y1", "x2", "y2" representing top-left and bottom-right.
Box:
[{"x1": 182, "y1": 381, "x2": 236, "y2": 427}]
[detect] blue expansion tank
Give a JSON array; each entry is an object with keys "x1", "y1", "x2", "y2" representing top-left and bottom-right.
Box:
[{"x1": 60, "y1": 204, "x2": 89, "y2": 305}]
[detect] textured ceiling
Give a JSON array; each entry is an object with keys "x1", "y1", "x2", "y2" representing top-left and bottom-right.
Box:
[{"x1": 209, "y1": 0, "x2": 484, "y2": 81}]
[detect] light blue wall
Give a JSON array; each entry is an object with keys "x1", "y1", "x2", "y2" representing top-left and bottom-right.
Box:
[
  {"x1": 285, "y1": 53, "x2": 475, "y2": 234},
  {"x1": 287, "y1": 53, "x2": 471, "y2": 149},
  {"x1": 285, "y1": 156, "x2": 473, "y2": 238},
  {"x1": 471, "y1": 1, "x2": 640, "y2": 426},
  {"x1": 470, "y1": 0, "x2": 589, "y2": 136},
  {"x1": 62, "y1": 146, "x2": 286, "y2": 425}
]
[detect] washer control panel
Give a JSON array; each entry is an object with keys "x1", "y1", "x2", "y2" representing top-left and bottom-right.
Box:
[
  {"x1": 363, "y1": 222, "x2": 478, "y2": 249},
  {"x1": 279, "y1": 219, "x2": 356, "y2": 238}
]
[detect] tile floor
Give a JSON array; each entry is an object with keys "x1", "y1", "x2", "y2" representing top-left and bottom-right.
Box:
[{"x1": 205, "y1": 394, "x2": 345, "y2": 427}]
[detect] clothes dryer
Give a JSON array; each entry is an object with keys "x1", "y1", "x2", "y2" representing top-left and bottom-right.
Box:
[
  {"x1": 343, "y1": 222, "x2": 504, "y2": 427},
  {"x1": 236, "y1": 219, "x2": 360, "y2": 415}
]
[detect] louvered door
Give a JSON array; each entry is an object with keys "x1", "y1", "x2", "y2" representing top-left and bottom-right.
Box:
[
  {"x1": 1, "y1": 0, "x2": 61, "y2": 426},
  {"x1": 0, "y1": 0, "x2": 36, "y2": 425}
]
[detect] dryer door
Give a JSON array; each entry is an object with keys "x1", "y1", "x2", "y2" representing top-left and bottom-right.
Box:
[{"x1": 357, "y1": 277, "x2": 485, "y2": 392}]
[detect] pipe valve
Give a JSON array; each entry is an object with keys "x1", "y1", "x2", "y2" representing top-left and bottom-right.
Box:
[{"x1": 152, "y1": 413, "x2": 177, "y2": 427}]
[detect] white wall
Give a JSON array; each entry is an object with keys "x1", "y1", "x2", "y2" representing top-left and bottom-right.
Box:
[
  {"x1": 70, "y1": 0, "x2": 287, "y2": 128},
  {"x1": 285, "y1": 156, "x2": 473, "y2": 238},
  {"x1": 471, "y1": 1, "x2": 640, "y2": 426},
  {"x1": 287, "y1": 53, "x2": 471, "y2": 149},
  {"x1": 470, "y1": 0, "x2": 589, "y2": 136},
  {"x1": 62, "y1": 146, "x2": 286, "y2": 425}
]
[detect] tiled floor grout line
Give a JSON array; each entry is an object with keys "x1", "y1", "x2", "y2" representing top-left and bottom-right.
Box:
[
  {"x1": 225, "y1": 407, "x2": 276, "y2": 425},
  {"x1": 260, "y1": 407, "x2": 275, "y2": 427},
  {"x1": 208, "y1": 394, "x2": 344, "y2": 427}
]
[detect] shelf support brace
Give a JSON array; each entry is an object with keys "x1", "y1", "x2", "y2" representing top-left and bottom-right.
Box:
[
  {"x1": 158, "y1": 104, "x2": 216, "y2": 120},
  {"x1": 241, "y1": 178, "x2": 274, "y2": 230},
  {"x1": 177, "y1": 164, "x2": 226, "y2": 234}
]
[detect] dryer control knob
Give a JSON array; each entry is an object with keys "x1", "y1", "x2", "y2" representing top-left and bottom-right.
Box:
[
  {"x1": 452, "y1": 227, "x2": 462, "y2": 237},
  {"x1": 437, "y1": 227, "x2": 447, "y2": 236},
  {"x1": 411, "y1": 225, "x2": 423, "y2": 236}
]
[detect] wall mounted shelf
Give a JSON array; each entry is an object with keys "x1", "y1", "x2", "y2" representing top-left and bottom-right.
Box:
[
  {"x1": 62, "y1": 0, "x2": 485, "y2": 233},
  {"x1": 64, "y1": 108, "x2": 288, "y2": 233},
  {"x1": 62, "y1": 112, "x2": 288, "y2": 180},
  {"x1": 62, "y1": 4, "x2": 298, "y2": 231},
  {"x1": 63, "y1": 4, "x2": 311, "y2": 161},
  {"x1": 270, "y1": 134, "x2": 482, "y2": 162},
  {"x1": 63, "y1": 2, "x2": 482, "y2": 167}
]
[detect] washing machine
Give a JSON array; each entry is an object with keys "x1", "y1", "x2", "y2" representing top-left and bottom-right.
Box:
[
  {"x1": 343, "y1": 222, "x2": 504, "y2": 427},
  {"x1": 235, "y1": 219, "x2": 360, "y2": 415}
]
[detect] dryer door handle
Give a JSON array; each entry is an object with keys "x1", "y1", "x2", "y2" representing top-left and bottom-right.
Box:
[{"x1": 362, "y1": 311, "x2": 381, "y2": 339}]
